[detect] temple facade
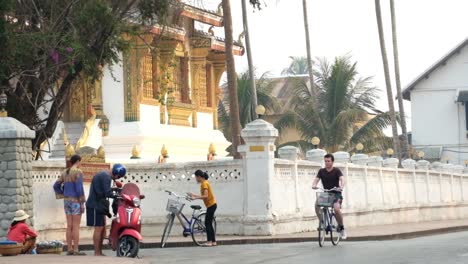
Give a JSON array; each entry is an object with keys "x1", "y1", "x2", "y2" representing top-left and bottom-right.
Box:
[{"x1": 50, "y1": 4, "x2": 244, "y2": 162}]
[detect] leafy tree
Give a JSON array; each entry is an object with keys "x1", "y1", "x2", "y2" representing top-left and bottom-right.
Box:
[{"x1": 0, "y1": 0, "x2": 172, "y2": 153}]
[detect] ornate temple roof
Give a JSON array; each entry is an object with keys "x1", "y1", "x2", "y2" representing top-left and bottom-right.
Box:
[
  {"x1": 194, "y1": 30, "x2": 244, "y2": 56},
  {"x1": 180, "y1": 4, "x2": 223, "y2": 26}
]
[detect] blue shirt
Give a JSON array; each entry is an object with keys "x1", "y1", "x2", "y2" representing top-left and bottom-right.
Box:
[
  {"x1": 86, "y1": 171, "x2": 113, "y2": 209},
  {"x1": 53, "y1": 168, "x2": 85, "y2": 203}
]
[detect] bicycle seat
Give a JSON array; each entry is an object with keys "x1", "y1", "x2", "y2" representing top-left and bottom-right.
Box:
[{"x1": 190, "y1": 205, "x2": 202, "y2": 210}]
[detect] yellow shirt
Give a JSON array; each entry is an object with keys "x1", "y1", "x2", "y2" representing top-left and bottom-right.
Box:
[{"x1": 200, "y1": 180, "x2": 216, "y2": 208}]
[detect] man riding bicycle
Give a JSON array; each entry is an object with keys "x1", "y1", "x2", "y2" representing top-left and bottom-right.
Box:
[{"x1": 312, "y1": 153, "x2": 347, "y2": 239}]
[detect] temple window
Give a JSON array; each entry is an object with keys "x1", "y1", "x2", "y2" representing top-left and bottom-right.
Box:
[
  {"x1": 172, "y1": 57, "x2": 183, "y2": 102},
  {"x1": 206, "y1": 63, "x2": 213, "y2": 107},
  {"x1": 142, "y1": 52, "x2": 155, "y2": 99}
]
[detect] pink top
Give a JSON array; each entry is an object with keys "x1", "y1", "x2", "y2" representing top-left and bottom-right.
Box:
[{"x1": 7, "y1": 222, "x2": 37, "y2": 243}]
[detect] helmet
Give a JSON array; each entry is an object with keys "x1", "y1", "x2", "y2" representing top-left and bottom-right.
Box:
[{"x1": 112, "y1": 164, "x2": 126, "y2": 179}]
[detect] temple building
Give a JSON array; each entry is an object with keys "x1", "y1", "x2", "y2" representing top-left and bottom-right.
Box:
[{"x1": 47, "y1": 3, "x2": 244, "y2": 162}]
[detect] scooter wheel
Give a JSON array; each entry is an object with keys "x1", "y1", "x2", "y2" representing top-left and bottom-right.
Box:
[{"x1": 116, "y1": 235, "x2": 139, "y2": 258}]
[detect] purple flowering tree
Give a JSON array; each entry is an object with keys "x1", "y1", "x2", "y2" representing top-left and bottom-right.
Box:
[{"x1": 0, "y1": 0, "x2": 172, "y2": 157}]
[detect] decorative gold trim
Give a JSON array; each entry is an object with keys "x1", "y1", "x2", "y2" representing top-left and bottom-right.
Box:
[
  {"x1": 141, "y1": 98, "x2": 160, "y2": 106},
  {"x1": 250, "y1": 146, "x2": 265, "y2": 152}
]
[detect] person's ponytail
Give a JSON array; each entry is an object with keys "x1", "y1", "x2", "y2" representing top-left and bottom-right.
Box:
[{"x1": 203, "y1": 172, "x2": 209, "y2": 180}]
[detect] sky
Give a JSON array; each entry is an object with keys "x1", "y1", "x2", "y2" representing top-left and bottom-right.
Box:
[{"x1": 187, "y1": 0, "x2": 468, "y2": 132}]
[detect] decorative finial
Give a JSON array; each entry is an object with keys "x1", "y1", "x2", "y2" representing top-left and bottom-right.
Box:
[
  {"x1": 208, "y1": 25, "x2": 215, "y2": 36},
  {"x1": 65, "y1": 144, "x2": 76, "y2": 157},
  {"x1": 0, "y1": 87, "x2": 8, "y2": 117},
  {"x1": 131, "y1": 145, "x2": 141, "y2": 159},
  {"x1": 237, "y1": 31, "x2": 246, "y2": 46},
  {"x1": 161, "y1": 144, "x2": 168, "y2": 158},
  {"x1": 97, "y1": 146, "x2": 105, "y2": 159},
  {"x1": 216, "y1": 2, "x2": 223, "y2": 16},
  {"x1": 209, "y1": 143, "x2": 216, "y2": 155}
]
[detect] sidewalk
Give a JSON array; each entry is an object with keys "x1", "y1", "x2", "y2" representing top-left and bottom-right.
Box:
[
  {"x1": 78, "y1": 219, "x2": 468, "y2": 249},
  {"x1": 0, "y1": 255, "x2": 149, "y2": 264},
  {"x1": 2, "y1": 220, "x2": 467, "y2": 264}
]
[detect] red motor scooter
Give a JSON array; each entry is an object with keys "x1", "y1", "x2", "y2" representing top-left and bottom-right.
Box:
[{"x1": 109, "y1": 182, "x2": 145, "y2": 258}]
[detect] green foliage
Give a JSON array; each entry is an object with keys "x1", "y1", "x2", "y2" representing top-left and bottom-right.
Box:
[
  {"x1": 276, "y1": 56, "x2": 395, "y2": 153},
  {"x1": 282, "y1": 56, "x2": 309, "y2": 76},
  {"x1": 0, "y1": 0, "x2": 172, "y2": 152},
  {"x1": 219, "y1": 69, "x2": 280, "y2": 148}
]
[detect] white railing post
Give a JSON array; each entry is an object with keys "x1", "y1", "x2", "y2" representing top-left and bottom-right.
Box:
[
  {"x1": 425, "y1": 170, "x2": 430, "y2": 203},
  {"x1": 379, "y1": 168, "x2": 385, "y2": 205},
  {"x1": 278, "y1": 146, "x2": 301, "y2": 212},
  {"x1": 412, "y1": 170, "x2": 418, "y2": 204},
  {"x1": 238, "y1": 119, "x2": 278, "y2": 235}
]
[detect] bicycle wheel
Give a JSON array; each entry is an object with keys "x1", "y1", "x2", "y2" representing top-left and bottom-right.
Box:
[
  {"x1": 191, "y1": 212, "x2": 208, "y2": 246},
  {"x1": 160, "y1": 213, "x2": 175, "y2": 248},
  {"x1": 318, "y1": 209, "x2": 327, "y2": 247},
  {"x1": 330, "y1": 211, "x2": 341, "y2": 246}
]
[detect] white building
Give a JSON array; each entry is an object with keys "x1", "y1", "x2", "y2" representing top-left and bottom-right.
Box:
[{"x1": 403, "y1": 37, "x2": 468, "y2": 165}]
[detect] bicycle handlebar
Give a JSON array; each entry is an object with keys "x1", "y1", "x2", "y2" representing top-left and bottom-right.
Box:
[
  {"x1": 164, "y1": 190, "x2": 192, "y2": 201},
  {"x1": 313, "y1": 187, "x2": 342, "y2": 192}
]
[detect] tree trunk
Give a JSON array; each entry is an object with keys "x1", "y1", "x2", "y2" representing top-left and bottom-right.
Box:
[
  {"x1": 374, "y1": 0, "x2": 401, "y2": 159},
  {"x1": 390, "y1": 0, "x2": 409, "y2": 159},
  {"x1": 241, "y1": 0, "x2": 258, "y2": 121},
  {"x1": 222, "y1": 0, "x2": 242, "y2": 159},
  {"x1": 302, "y1": 0, "x2": 317, "y2": 100}
]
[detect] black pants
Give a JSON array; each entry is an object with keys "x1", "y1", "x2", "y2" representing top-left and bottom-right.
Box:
[{"x1": 205, "y1": 204, "x2": 217, "y2": 242}]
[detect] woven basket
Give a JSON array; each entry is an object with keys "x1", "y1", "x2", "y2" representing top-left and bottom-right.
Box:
[
  {"x1": 0, "y1": 243, "x2": 22, "y2": 256},
  {"x1": 37, "y1": 247, "x2": 63, "y2": 254}
]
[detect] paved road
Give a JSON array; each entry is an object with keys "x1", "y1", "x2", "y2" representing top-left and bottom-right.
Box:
[{"x1": 119, "y1": 231, "x2": 468, "y2": 264}]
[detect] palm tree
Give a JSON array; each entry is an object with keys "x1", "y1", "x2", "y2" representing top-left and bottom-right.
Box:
[
  {"x1": 374, "y1": 0, "x2": 400, "y2": 159},
  {"x1": 282, "y1": 56, "x2": 309, "y2": 76},
  {"x1": 222, "y1": 0, "x2": 242, "y2": 159},
  {"x1": 219, "y1": 70, "x2": 280, "y2": 148},
  {"x1": 390, "y1": 0, "x2": 410, "y2": 159},
  {"x1": 241, "y1": 0, "x2": 258, "y2": 120},
  {"x1": 301, "y1": 0, "x2": 318, "y2": 101},
  {"x1": 276, "y1": 56, "x2": 395, "y2": 154}
]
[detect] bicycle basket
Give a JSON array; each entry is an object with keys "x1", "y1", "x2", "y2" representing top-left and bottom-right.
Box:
[
  {"x1": 166, "y1": 199, "x2": 184, "y2": 214},
  {"x1": 316, "y1": 192, "x2": 336, "y2": 207}
]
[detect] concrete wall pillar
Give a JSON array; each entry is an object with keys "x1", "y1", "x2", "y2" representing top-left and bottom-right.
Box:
[
  {"x1": 238, "y1": 119, "x2": 278, "y2": 235},
  {"x1": 0, "y1": 117, "x2": 35, "y2": 239}
]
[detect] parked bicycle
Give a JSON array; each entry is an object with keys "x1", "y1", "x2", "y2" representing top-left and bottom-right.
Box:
[
  {"x1": 161, "y1": 190, "x2": 217, "y2": 248},
  {"x1": 315, "y1": 187, "x2": 341, "y2": 247}
]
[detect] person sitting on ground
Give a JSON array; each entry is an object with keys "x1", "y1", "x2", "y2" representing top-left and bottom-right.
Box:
[{"x1": 7, "y1": 210, "x2": 38, "y2": 254}]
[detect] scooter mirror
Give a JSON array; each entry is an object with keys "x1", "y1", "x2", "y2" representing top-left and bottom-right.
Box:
[{"x1": 140, "y1": 195, "x2": 146, "y2": 200}]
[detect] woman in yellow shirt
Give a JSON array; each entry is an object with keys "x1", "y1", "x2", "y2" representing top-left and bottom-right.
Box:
[{"x1": 188, "y1": 170, "x2": 217, "y2": 246}]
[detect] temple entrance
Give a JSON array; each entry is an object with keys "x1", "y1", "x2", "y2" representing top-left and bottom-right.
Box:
[{"x1": 63, "y1": 77, "x2": 102, "y2": 122}]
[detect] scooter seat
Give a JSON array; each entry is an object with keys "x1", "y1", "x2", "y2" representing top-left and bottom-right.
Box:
[{"x1": 190, "y1": 205, "x2": 202, "y2": 210}]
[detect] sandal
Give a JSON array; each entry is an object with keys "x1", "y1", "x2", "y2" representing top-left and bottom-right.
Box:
[
  {"x1": 66, "y1": 251, "x2": 74, "y2": 256},
  {"x1": 73, "y1": 251, "x2": 86, "y2": 256}
]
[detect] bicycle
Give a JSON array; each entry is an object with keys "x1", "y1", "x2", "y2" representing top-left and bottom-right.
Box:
[
  {"x1": 314, "y1": 187, "x2": 341, "y2": 247},
  {"x1": 160, "y1": 190, "x2": 217, "y2": 248}
]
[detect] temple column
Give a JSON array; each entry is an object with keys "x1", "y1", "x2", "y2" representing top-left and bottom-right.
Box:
[
  {"x1": 156, "y1": 40, "x2": 178, "y2": 125},
  {"x1": 212, "y1": 59, "x2": 226, "y2": 130},
  {"x1": 190, "y1": 47, "x2": 210, "y2": 128}
]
